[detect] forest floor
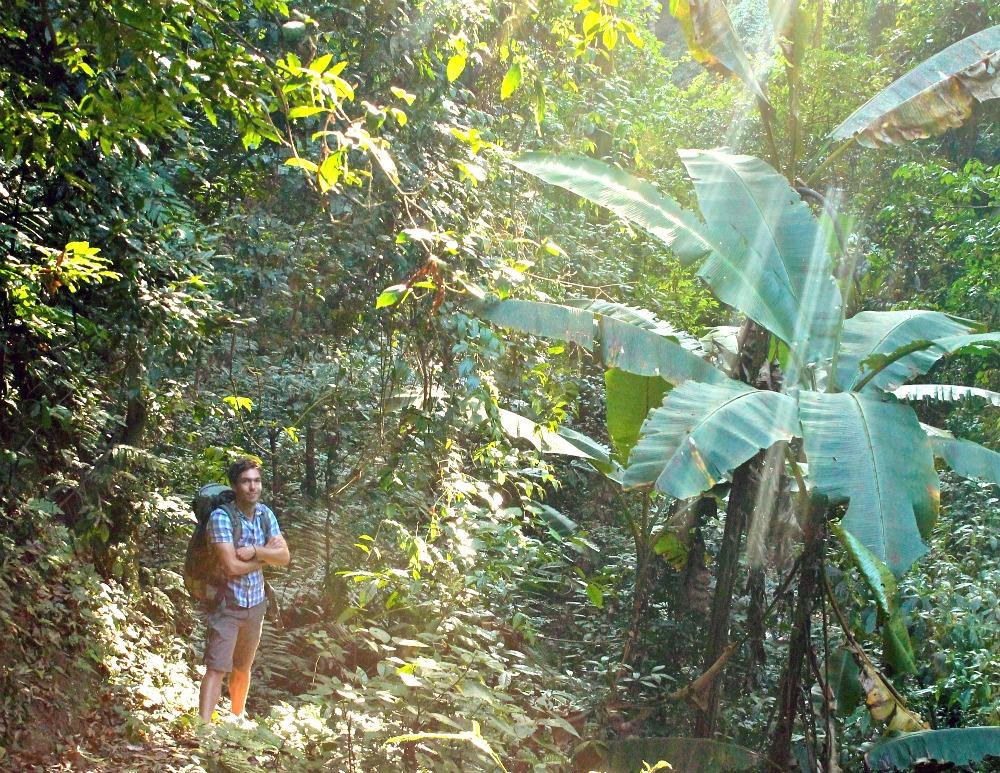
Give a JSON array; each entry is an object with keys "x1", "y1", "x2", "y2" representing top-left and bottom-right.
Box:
[{"x1": 3, "y1": 513, "x2": 334, "y2": 772}]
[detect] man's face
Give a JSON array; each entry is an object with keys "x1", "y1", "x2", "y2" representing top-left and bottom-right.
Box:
[{"x1": 234, "y1": 468, "x2": 263, "y2": 504}]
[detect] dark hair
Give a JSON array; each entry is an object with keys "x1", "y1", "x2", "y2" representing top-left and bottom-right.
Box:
[{"x1": 227, "y1": 457, "x2": 263, "y2": 486}]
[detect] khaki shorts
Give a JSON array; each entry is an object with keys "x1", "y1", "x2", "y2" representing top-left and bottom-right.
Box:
[{"x1": 204, "y1": 599, "x2": 266, "y2": 673}]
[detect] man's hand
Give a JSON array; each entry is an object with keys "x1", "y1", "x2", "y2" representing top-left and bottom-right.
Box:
[
  {"x1": 266, "y1": 534, "x2": 287, "y2": 550},
  {"x1": 235, "y1": 545, "x2": 257, "y2": 562}
]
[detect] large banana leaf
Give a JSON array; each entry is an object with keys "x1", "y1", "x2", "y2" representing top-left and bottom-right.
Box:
[
  {"x1": 925, "y1": 429, "x2": 1000, "y2": 486},
  {"x1": 679, "y1": 149, "x2": 843, "y2": 366},
  {"x1": 831, "y1": 25, "x2": 1000, "y2": 148},
  {"x1": 865, "y1": 727, "x2": 1000, "y2": 771},
  {"x1": 799, "y1": 392, "x2": 939, "y2": 576},
  {"x1": 565, "y1": 298, "x2": 704, "y2": 351},
  {"x1": 497, "y1": 408, "x2": 613, "y2": 467},
  {"x1": 835, "y1": 310, "x2": 979, "y2": 391},
  {"x1": 474, "y1": 298, "x2": 730, "y2": 386},
  {"x1": 894, "y1": 383, "x2": 1000, "y2": 407},
  {"x1": 623, "y1": 380, "x2": 799, "y2": 499},
  {"x1": 605, "y1": 368, "x2": 671, "y2": 465},
  {"x1": 510, "y1": 153, "x2": 814, "y2": 349},
  {"x1": 668, "y1": 0, "x2": 768, "y2": 102},
  {"x1": 510, "y1": 153, "x2": 711, "y2": 262}
]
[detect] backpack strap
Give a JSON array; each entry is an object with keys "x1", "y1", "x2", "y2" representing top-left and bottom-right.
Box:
[
  {"x1": 262, "y1": 506, "x2": 272, "y2": 543},
  {"x1": 215, "y1": 503, "x2": 244, "y2": 606},
  {"x1": 221, "y1": 503, "x2": 243, "y2": 547}
]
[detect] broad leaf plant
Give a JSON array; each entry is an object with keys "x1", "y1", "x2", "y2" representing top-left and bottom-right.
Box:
[{"x1": 465, "y1": 19, "x2": 1000, "y2": 768}]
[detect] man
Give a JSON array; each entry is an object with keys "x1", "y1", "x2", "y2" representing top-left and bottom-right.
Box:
[{"x1": 198, "y1": 457, "x2": 290, "y2": 723}]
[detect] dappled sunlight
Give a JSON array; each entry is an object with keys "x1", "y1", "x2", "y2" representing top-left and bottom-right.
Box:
[{"x1": 3, "y1": 0, "x2": 999, "y2": 769}]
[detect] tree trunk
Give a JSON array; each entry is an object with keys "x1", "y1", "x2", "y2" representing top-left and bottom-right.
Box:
[
  {"x1": 693, "y1": 321, "x2": 771, "y2": 737},
  {"x1": 768, "y1": 501, "x2": 825, "y2": 769},
  {"x1": 680, "y1": 498, "x2": 714, "y2": 616},
  {"x1": 304, "y1": 420, "x2": 317, "y2": 499},
  {"x1": 268, "y1": 427, "x2": 282, "y2": 498},
  {"x1": 693, "y1": 454, "x2": 759, "y2": 737},
  {"x1": 744, "y1": 567, "x2": 767, "y2": 690}
]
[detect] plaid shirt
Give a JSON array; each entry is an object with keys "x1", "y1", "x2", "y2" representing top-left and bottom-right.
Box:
[{"x1": 208, "y1": 503, "x2": 280, "y2": 608}]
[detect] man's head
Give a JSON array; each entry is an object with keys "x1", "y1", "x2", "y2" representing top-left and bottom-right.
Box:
[{"x1": 227, "y1": 457, "x2": 263, "y2": 506}]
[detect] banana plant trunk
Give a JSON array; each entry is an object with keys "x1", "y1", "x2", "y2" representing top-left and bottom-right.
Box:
[
  {"x1": 768, "y1": 499, "x2": 826, "y2": 768},
  {"x1": 693, "y1": 321, "x2": 771, "y2": 737},
  {"x1": 692, "y1": 453, "x2": 759, "y2": 737}
]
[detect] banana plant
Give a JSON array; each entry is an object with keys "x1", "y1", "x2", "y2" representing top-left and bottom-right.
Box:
[
  {"x1": 478, "y1": 150, "x2": 1000, "y2": 579},
  {"x1": 471, "y1": 148, "x2": 1000, "y2": 741}
]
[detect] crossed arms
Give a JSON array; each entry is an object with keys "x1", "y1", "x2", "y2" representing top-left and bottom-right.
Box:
[{"x1": 213, "y1": 534, "x2": 290, "y2": 577}]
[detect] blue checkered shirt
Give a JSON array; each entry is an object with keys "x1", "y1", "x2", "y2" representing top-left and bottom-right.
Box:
[{"x1": 208, "y1": 503, "x2": 280, "y2": 608}]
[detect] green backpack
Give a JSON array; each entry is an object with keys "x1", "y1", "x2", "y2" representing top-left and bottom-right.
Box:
[{"x1": 183, "y1": 484, "x2": 235, "y2": 605}]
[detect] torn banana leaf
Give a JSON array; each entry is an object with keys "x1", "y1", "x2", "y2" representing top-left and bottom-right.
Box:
[
  {"x1": 831, "y1": 25, "x2": 1000, "y2": 148},
  {"x1": 669, "y1": 0, "x2": 768, "y2": 102}
]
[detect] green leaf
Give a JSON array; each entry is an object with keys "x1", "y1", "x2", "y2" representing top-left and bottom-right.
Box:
[
  {"x1": 668, "y1": 0, "x2": 768, "y2": 102},
  {"x1": 925, "y1": 430, "x2": 1000, "y2": 486},
  {"x1": 376, "y1": 284, "x2": 407, "y2": 309},
  {"x1": 510, "y1": 153, "x2": 711, "y2": 262},
  {"x1": 526, "y1": 502, "x2": 579, "y2": 537},
  {"x1": 653, "y1": 531, "x2": 688, "y2": 570},
  {"x1": 284, "y1": 156, "x2": 318, "y2": 172},
  {"x1": 831, "y1": 523, "x2": 896, "y2": 616},
  {"x1": 836, "y1": 519, "x2": 917, "y2": 673},
  {"x1": 287, "y1": 105, "x2": 326, "y2": 119},
  {"x1": 281, "y1": 20, "x2": 306, "y2": 41},
  {"x1": 831, "y1": 25, "x2": 1000, "y2": 148},
  {"x1": 497, "y1": 408, "x2": 611, "y2": 466},
  {"x1": 473, "y1": 298, "x2": 729, "y2": 386},
  {"x1": 836, "y1": 310, "x2": 979, "y2": 391},
  {"x1": 390, "y1": 86, "x2": 416, "y2": 105},
  {"x1": 500, "y1": 62, "x2": 522, "y2": 100},
  {"x1": 563, "y1": 299, "x2": 701, "y2": 346},
  {"x1": 800, "y1": 392, "x2": 938, "y2": 576},
  {"x1": 894, "y1": 383, "x2": 1000, "y2": 407},
  {"x1": 318, "y1": 154, "x2": 341, "y2": 192},
  {"x1": 308, "y1": 53, "x2": 334, "y2": 73},
  {"x1": 865, "y1": 727, "x2": 1000, "y2": 771},
  {"x1": 679, "y1": 149, "x2": 843, "y2": 367},
  {"x1": 623, "y1": 380, "x2": 800, "y2": 498},
  {"x1": 223, "y1": 395, "x2": 253, "y2": 413},
  {"x1": 882, "y1": 608, "x2": 917, "y2": 674},
  {"x1": 605, "y1": 369, "x2": 670, "y2": 465},
  {"x1": 446, "y1": 53, "x2": 467, "y2": 82},
  {"x1": 585, "y1": 581, "x2": 604, "y2": 608},
  {"x1": 829, "y1": 647, "x2": 862, "y2": 717}
]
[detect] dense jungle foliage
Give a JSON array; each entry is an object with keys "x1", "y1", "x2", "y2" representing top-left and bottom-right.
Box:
[{"x1": 1, "y1": 0, "x2": 1000, "y2": 770}]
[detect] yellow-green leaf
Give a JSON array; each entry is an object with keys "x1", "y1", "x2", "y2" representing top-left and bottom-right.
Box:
[
  {"x1": 500, "y1": 61, "x2": 522, "y2": 100},
  {"x1": 446, "y1": 53, "x2": 467, "y2": 82},
  {"x1": 285, "y1": 157, "x2": 319, "y2": 172},
  {"x1": 288, "y1": 105, "x2": 326, "y2": 119}
]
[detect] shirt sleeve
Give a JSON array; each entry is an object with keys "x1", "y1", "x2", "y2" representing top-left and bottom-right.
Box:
[{"x1": 208, "y1": 508, "x2": 234, "y2": 544}]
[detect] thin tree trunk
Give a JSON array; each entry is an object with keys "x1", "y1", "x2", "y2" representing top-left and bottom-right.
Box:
[
  {"x1": 693, "y1": 454, "x2": 759, "y2": 737},
  {"x1": 268, "y1": 427, "x2": 282, "y2": 498},
  {"x1": 680, "y1": 497, "x2": 714, "y2": 615},
  {"x1": 744, "y1": 567, "x2": 767, "y2": 690},
  {"x1": 304, "y1": 420, "x2": 317, "y2": 499},
  {"x1": 693, "y1": 321, "x2": 771, "y2": 737},
  {"x1": 619, "y1": 494, "x2": 655, "y2": 671},
  {"x1": 768, "y1": 500, "x2": 825, "y2": 769}
]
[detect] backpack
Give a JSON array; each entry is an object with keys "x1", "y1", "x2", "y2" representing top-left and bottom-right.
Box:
[
  {"x1": 183, "y1": 484, "x2": 274, "y2": 607},
  {"x1": 184, "y1": 483, "x2": 239, "y2": 606}
]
